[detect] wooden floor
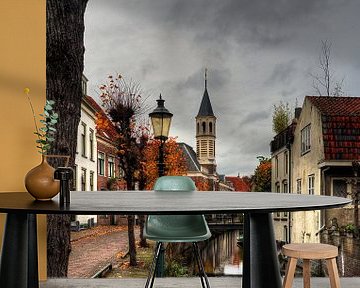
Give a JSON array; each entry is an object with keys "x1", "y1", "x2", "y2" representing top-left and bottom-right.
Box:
[{"x1": 41, "y1": 277, "x2": 360, "y2": 288}]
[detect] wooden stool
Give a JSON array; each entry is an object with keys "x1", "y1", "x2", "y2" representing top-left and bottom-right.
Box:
[{"x1": 282, "y1": 243, "x2": 341, "y2": 288}]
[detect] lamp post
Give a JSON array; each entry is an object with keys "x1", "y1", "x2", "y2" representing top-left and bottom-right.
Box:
[
  {"x1": 149, "y1": 94, "x2": 173, "y2": 177},
  {"x1": 149, "y1": 94, "x2": 173, "y2": 277}
]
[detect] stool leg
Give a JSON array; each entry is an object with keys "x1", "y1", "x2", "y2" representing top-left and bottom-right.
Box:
[
  {"x1": 282, "y1": 257, "x2": 297, "y2": 288},
  {"x1": 303, "y1": 259, "x2": 311, "y2": 288},
  {"x1": 326, "y1": 258, "x2": 341, "y2": 288}
]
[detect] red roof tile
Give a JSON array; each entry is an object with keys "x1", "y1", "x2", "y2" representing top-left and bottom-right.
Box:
[
  {"x1": 306, "y1": 96, "x2": 360, "y2": 161},
  {"x1": 307, "y1": 96, "x2": 360, "y2": 116}
]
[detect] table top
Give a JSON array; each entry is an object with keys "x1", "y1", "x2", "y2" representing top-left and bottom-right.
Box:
[{"x1": 0, "y1": 191, "x2": 351, "y2": 215}]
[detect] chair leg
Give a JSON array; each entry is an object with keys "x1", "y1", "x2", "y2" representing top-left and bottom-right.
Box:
[
  {"x1": 303, "y1": 259, "x2": 311, "y2": 288},
  {"x1": 193, "y1": 242, "x2": 211, "y2": 288},
  {"x1": 326, "y1": 258, "x2": 341, "y2": 288},
  {"x1": 282, "y1": 257, "x2": 297, "y2": 288},
  {"x1": 145, "y1": 242, "x2": 163, "y2": 288}
]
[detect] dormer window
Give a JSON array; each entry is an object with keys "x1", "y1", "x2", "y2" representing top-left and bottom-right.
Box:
[{"x1": 301, "y1": 124, "x2": 311, "y2": 154}]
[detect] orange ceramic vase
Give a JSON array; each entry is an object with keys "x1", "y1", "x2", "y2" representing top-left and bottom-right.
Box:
[{"x1": 25, "y1": 155, "x2": 60, "y2": 201}]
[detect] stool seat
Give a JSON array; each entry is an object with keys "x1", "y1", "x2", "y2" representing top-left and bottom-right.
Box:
[
  {"x1": 282, "y1": 243, "x2": 338, "y2": 259},
  {"x1": 282, "y1": 243, "x2": 341, "y2": 288}
]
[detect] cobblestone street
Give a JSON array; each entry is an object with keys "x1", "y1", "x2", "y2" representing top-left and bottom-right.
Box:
[{"x1": 68, "y1": 225, "x2": 139, "y2": 278}]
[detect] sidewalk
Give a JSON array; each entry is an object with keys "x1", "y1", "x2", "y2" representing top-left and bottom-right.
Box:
[{"x1": 68, "y1": 225, "x2": 138, "y2": 278}]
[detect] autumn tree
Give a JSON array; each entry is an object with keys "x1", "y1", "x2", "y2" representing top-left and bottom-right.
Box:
[
  {"x1": 252, "y1": 156, "x2": 272, "y2": 192},
  {"x1": 97, "y1": 74, "x2": 148, "y2": 266},
  {"x1": 194, "y1": 178, "x2": 211, "y2": 191},
  {"x1": 142, "y1": 137, "x2": 187, "y2": 190},
  {"x1": 311, "y1": 40, "x2": 344, "y2": 97},
  {"x1": 272, "y1": 101, "x2": 292, "y2": 134},
  {"x1": 46, "y1": 0, "x2": 88, "y2": 277}
]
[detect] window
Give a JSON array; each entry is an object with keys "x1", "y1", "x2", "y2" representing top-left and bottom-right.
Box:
[
  {"x1": 197, "y1": 123, "x2": 199, "y2": 134},
  {"x1": 98, "y1": 152, "x2": 105, "y2": 176},
  {"x1": 301, "y1": 125, "x2": 311, "y2": 154},
  {"x1": 202, "y1": 122, "x2": 206, "y2": 133},
  {"x1": 90, "y1": 171, "x2": 94, "y2": 191},
  {"x1": 73, "y1": 165, "x2": 77, "y2": 190},
  {"x1": 284, "y1": 151, "x2": 288, "y2": 175},
  {"x1": 209, "y1": 122, "x2": 213, "y2": 133},
  {"x1": 81, "y1": 122, "x2": 86, "y2": 157},
  {"x1": 275, "y1": 156, "x2": 279, "y2": 178},
  {"x1": 89, "y1": 129, "x2": 94, "y2": 161},
  {"x1": 296, "y1": 179, "x2": 302, "y2": 194},
  {"x1": 308, "y1": 174, "x2": 315, "y2": 195},
  {"x1": 332, "y1": 179, "x2": 347, "y2": 198},
  {"x1": 81, "y1": 168, "x2": 86, "y2": 191},
  {"x1": 275, "y1": 183, "x2": 280, "y2": 217},
  {"x1": 283, "y1": 225, "x2": 288, "y2": 242},
  {"x1": 108, "y1": 156, "x2": 115, "y2": 178},
  {"x1": 282, "y1": 181, "x2": 288, "y2": 217},
  {"x1": 282, "y1": 180, "x2": 288, "y2": 193}
]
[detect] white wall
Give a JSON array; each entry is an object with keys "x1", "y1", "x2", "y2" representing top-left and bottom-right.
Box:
[
  {"x1": 74, "y1": 98, "x2": 98, "y2": 224},
  {"x1": 291, "y1": 98, "x2": 324, "y2": 243}
]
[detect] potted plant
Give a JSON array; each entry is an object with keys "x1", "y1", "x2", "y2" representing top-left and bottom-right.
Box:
[
  {"x1": 344, "y1": 223, "x2": 356, "y2": 237},
  {"x1": 24, "y1": 88, "x2": 69, "y2": 200}
]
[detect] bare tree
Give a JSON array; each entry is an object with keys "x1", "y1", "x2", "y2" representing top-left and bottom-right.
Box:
[
  {"x1": 311, "y1": 40, "x2": 344, "y2": 96},
  {"x1": 98, "y1": 74, "x2": 149, "y2": 265},
  {"x1": 46, "y1": 0, "x2": 88, "y2": 276}
]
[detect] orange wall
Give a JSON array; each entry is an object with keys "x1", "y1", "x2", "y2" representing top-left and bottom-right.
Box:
[{"x1": 0, "y1": 0, "x2": 47, "y2": 280}]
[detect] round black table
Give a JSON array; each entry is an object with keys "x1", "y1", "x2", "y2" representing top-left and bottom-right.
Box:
[{"x1": 0, "y1": 191, "x2": 351, "y2": 288}]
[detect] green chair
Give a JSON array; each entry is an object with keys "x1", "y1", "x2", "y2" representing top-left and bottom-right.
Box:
[{"x1": 144, "y1": 176, "x2": 211, "y2": 288}]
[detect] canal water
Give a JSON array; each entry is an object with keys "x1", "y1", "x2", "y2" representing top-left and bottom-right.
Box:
[
  {"x1": 322, "y1": 234, "x2": 360, "y2": 277},
  {"x1": 201, "y1": 230, "x2": 243, "y2": 276},
  {"x1": 199, "y1": 230, "x2": 360, "y2": 277}
]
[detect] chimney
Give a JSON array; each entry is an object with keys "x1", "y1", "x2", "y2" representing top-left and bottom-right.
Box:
[{"x1": 294, "y1": 107, "x2": 302, "y2": 119}]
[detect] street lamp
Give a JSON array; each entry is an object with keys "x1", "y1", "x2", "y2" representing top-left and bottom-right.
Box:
[
  {"x1": 149, "y1": 94, "x2": 173, "y2": 177},
  {"x1": 148, "y1": 94, "x2": 173, "y2": 278}
]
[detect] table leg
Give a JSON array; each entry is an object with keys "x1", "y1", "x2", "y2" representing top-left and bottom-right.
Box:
[
  {"x1": 0, "y1": 213, "x2": 39, "y2": 288},
  {"x1": 242, "y1": 213, "x2": 282, "y2": 288}
]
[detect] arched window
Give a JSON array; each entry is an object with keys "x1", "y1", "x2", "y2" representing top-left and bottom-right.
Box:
[
  {"x1": 202, "y1": 122, "x2": 206, "y2": 133},
  {"x1": 209, "y1": 122, "x2": 213, "y2": 133},
  {"x1": 197, "y1": 123, "x2": 200, "y2": 134}
]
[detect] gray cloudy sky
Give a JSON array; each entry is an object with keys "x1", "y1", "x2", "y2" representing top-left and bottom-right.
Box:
[{"x1": 84, "y1": 0, "x2": 360, "y2": 176}]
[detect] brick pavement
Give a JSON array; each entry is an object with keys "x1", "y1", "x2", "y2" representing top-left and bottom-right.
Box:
[{"x1": 68, "y1": 225, "x2": 139, "y2": 278}]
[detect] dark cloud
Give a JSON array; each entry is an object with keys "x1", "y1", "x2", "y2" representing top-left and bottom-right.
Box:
[
  {"x1": 84, "y1": 0, "x2": 360, "y2": 176},
  {"x1": 265, "y1": 60, "x2": 297, "y2": 86}
]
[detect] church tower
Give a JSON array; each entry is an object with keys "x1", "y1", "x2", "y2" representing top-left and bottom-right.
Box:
[{"x1": 196, "y1": 69, "x2": 217, "y2": 175}]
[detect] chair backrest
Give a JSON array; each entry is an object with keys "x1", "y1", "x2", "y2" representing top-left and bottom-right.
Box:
[
  {"x1": 145, "y1": 176, "x2": 211, "y2": 242},
  {"x1": 154, "y1": 176, "x2": 196, "y2": 192}
]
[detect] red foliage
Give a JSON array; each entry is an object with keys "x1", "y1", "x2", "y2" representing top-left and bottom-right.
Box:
[{"x1": 142, "y1": 137, "x2": 187, "y2": 190}]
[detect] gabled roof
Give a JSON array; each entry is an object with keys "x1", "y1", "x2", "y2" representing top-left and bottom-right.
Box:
[
  {"x1": 84, "y1": 95, "x2": 118, "y2": 141},
  {"x1": 307, "y1": 96, "x2": 360, "y2": 116},
  {"x1": 306, "y1": 96, "x2": 360, "y2": 161},
  {"x1": 178, "y1": 142, "x2": 201, "y2": 172}
]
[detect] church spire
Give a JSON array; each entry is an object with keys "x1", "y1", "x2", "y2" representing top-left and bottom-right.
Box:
[
  {"x1": 205, "y1": 68, "x2": 208, "y2": 90},
  {"x1": 197, "y1": 68, "x2": 214, "y2": 117}
]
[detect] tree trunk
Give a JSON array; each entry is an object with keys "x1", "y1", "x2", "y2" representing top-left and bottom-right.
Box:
[
  {"x1": 127, "y1": 215, "x2": 137, "y2": 266},
  {"x1": 138, "y1": 215, "x2": 148, "y2": 247},
  {"x1": 46, "y1": 0, "x2": 88, "y2": 277},
  {"x1": 126, "y1": 177, "x2": 137, "y2": 266},
  {"x1": 138, "y1": 176, "x2": 148, "y2": 247}
]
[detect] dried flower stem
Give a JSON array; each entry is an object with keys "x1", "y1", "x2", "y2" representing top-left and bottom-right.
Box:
[{"x1": 24, "y1": 89, "x2": 44, "y2": 154}]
